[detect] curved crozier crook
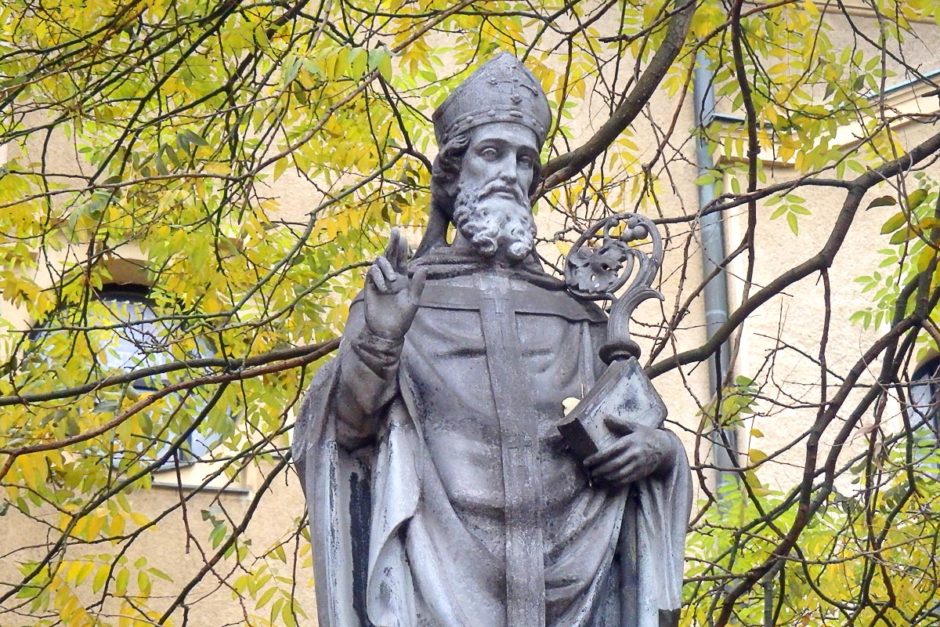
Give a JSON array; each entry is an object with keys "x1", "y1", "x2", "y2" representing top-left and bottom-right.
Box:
[{"x1": 564, "y1": 213, "x2": 664, "y2": 363}]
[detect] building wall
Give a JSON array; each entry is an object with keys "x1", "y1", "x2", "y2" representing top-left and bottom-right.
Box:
[{"x1": 1, "y1": 4, "x2": 939, "y2": 624}]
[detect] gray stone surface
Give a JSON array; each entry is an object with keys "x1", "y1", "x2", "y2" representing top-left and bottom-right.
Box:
[{"x1": 293, "y1": 53, "x2": 692, "y2": 627}]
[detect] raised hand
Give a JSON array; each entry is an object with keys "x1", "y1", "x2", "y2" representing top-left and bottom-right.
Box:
[
  {"x1": 584, "y1": 416, "x2": 677, "y2": 488},
  {"x1": 363, "y1": 228, "x2": 427, "y2": 341}
]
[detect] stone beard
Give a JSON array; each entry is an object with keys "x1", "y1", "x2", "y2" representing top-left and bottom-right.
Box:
[{"x1": 451, "y1": 179, "x2": 537, "y2": 261}]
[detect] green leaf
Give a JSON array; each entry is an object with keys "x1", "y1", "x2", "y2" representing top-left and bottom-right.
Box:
[
  {"x1": 907, "y1": 189, "x2": 928, "y2": 210},
  {"x1": 254, "y1": 26, "x2": 272, "y2": 54},
  {"x1": 368, "y1": 47, "x2": 392, "y2": 80},
  {"x1": 694, "y1": 172, "x2": 715, "y2": 186},
  {"x1": 880, "y1": 211, "x2": 907, "y2": 234},
  {"x1": 273, "y1": 157, "x2": 289, "y2": 182},
  {"x1": 849, "y1": 309, "x2": 871, "y2": 328},
  {"x1": 281, "y1": 56, "x2": 301, "y2": 88},
  {"x1": 282, "y1": 602, "x2": 298, "y2": 627},
  {"x1": 889, "y1": 227, "x2": 920, "y2": 245},
  {"x1": 149, "y1": 567, "x2": 173, "y2": 582},
  {"x1": 210, "y1": 523, "x2": 226, "y2": 548},
  {"x1": 270, "y1": 597, "x2": 284, "y2": 625},
  {"x1": 787, "y1": 212, "x2": 799, "y2": 235},
  {"x1": 867, "y1": 195, "x2": 897, "y2": 210},
  {"x1": 334, "y1": 49, "x2": 349, "y2": 78},
  {"x1": 257, "y1": 586, "x2": 277, "y2": 609},
  {"x1": 155, "y1": 151, "x2": 168, "y2": 176},
  {"x1": 115, "y1": 568, "x2": 129, "y2": 596},
  {"x1": 182, "y1": 129, "x2": 209, "y2": 147},
  {"x1": 164, "y1": 145, "x2": 181, "y2": 168},
  {"x1": 347, "y1": 47, "x2": 368, "y2": 77},
  {"x1": 92, "y1": 565, "x2": 109, "y2": 593}
]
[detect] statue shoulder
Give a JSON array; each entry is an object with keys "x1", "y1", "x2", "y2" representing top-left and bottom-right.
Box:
[
  {"x1": 567, "y1": 292, "x2": 608, "y2": 322},
  {"x1": 546, "y1": 285, "x2": 608, "y2": 324}
]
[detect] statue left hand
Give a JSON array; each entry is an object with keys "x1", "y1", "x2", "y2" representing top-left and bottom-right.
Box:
[{"x1": 584, "y1": 416, "x2": 676, "y2": 488}]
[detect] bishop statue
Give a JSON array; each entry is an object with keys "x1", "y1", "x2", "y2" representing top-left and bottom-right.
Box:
[{"x1": 293, "y1": 53, "x2": 692, "y2": 627}]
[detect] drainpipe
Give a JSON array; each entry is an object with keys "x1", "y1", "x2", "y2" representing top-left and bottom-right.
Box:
[{"x1": 693, "y1": 50, "x2": 738, "y2": 491}]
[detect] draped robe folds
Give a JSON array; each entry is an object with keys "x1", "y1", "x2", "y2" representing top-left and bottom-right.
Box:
[{"x1": 293, "y1": 252, "x2": 692, "y2": 627}]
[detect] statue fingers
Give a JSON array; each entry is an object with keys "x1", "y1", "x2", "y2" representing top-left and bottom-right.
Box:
[
  {"x1": 590, "y1": 447, "x2": 641, "y2": 476},
  {"x1": 585, "y1": 434, "x2": 633, "y2": 468},
  {"x1": 384, "y1": 227, "x2": 409, "y2": 273},
  {"x1": 384, "y1": 227, "x2": 402, "y2": 259},
  {"x1": 368, "y1": 263, "x2": 390, "y2": 292},
  {"x1": 376, "y1": 256, "x2": 411, "y2": 294},
  {"x1": 604, "y1": 460, "x2": 644, "y2": 487},
  {"x1": 395, "y1": 231, "x2": 412, "y2": 272}
]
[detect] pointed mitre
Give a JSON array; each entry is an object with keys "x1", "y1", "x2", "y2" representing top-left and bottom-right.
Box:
[{"x1": 432, "y1": 53, "x2": 552, "y2": 148}]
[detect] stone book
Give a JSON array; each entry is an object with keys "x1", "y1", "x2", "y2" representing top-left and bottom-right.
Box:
[{"x1": 557, "y1": 356, "x2": 668, "y2": 460}]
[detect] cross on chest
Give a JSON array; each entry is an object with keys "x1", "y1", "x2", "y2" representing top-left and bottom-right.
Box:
[{"x1": 476, "y1": 272, "x2": 547, "y2": 626}]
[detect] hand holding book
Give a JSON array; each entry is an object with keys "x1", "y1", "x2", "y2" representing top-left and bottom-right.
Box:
[{"x1": 583, "y1": 415, "x2": 677, "y2": 487}]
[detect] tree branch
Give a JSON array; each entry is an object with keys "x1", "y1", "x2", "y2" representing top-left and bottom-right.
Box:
[{"x1": 536, "y1": 0, "x2": 696, "y2": 192}]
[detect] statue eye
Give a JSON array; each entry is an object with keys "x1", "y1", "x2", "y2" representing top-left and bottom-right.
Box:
[
  {"x1": 518, "y1": 154, "x2": 534, "y2": 167},
  {"x1": 478, "y1": 146, "x2": 499, "y2": 160}
]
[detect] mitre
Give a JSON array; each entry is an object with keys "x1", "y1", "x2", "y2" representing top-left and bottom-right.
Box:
[{"x1": 432, "y1": 52, "x2": 552, "y2": 148}]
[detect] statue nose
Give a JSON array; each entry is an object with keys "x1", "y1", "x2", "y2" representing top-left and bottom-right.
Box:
[{"x1": 498, "y1": 165, "x2": 518, "y2": 184}]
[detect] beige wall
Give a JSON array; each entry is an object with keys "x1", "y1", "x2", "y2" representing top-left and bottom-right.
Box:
[
  {"x1": 0, "y1": 473, "x2": 315, "y2": 625},
  {"x1": 721, "y1": 90, "x2": 940, "y2": 492},
  {"x1": 2, "y1": 4, "x2": 939, "y2": 624}
]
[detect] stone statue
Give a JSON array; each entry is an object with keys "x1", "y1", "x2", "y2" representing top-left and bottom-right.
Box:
[{"x1": 293, "y1": 53, "x2": 692, "y2": 627}]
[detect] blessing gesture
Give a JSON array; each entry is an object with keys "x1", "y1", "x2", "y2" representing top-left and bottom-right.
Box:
[{"x1": 363, "y1": 229, "x2": 427, "y2": 341}]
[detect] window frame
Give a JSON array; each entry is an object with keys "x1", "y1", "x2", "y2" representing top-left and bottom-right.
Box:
[{"x1": 29, "y1": 283, "x2": 221, "y2": 473}]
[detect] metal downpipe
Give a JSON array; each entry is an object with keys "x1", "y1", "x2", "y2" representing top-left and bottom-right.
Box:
[{"x1": 692, "y1": 51, "x2": 738, "y2": 491}]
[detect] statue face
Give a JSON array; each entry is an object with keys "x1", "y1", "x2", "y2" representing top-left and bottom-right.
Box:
[
  {"x1": 449, "y1": 121, "x2": 540, "y2": 262},
  {"x1": 459, "y1": 122, "x2": 539, "y2": 198}
]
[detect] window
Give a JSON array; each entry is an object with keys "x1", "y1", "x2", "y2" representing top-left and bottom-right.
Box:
[
  {"x1": 909, "y1": 358, "x2": 940, "y2": 447},
  {"x1": 31, "y1": 284, "x2": 220, "y2": 472},
  {"x1": 907, "y1": 358, "x2": 940, "y2": 480},
  {"x1": 95, "y1": 287, "x2": 218, "y2": 468}
]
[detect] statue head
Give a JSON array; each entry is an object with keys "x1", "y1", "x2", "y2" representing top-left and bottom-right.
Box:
[{"x1": 416, "y1": 53, "x2": 552, "y2": 260}]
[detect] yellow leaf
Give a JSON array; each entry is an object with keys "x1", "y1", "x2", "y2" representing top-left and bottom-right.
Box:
[
  {"x1": 272, "y1": 157, "x2": 289, "y2": 182},
  {"x1": 16, "y1": 454, "x2": 46, "y2": 489},
  {"x1": 764, "y1": 104, "x2": 779, "y2": 127},
  {"x1": 204, "y1": 162, "x2": 231, "y2": 176}
]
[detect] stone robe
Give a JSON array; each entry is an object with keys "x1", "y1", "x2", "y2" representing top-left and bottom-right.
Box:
[{"x1": 293, "y1": 250, "x2": 691, "y2": 627}]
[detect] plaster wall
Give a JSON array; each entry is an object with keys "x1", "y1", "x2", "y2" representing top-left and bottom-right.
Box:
[
  {"x1": 723, "y1": 119, "x2": 940, "y2": 495},
  {"x1": 1, "y1": 5, "x2": 939, "y2": 624}
]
